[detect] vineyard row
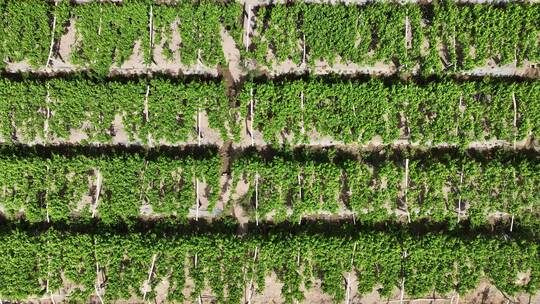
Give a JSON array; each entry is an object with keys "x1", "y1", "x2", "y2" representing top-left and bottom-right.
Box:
[
  {"x1": 1, "y1": 0, "x2": 538, "y2": 75},
  {"x1": 1, "y1": 145, "x2": 540, "y2": 228},
  {"x1": 1, "y1": 76, "x2": 539, "y2": 147},
  {"x1": 0, "y1": 227, "x2": 538, "y2": 303}
]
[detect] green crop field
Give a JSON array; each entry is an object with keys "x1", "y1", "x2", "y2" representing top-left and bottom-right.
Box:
[{"x1": 0, "y1": 0, "x2": 539, "y2": 303}]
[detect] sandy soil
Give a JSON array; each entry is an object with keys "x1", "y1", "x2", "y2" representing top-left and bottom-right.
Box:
[
  {"x1": 3, "y1": 6, "x2": 537, "y2": 79},
  {"x1": 30, "y1": 274, "x2": 540, "y2": 304}
]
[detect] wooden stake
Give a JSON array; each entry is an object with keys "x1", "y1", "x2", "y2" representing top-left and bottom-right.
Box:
[
  {"x1": 512, "y1": 92, "x2": 517, "y2": 150},
  {"x1": 94, "y1": 238, "x2": 105, "y2": 304},
  {"x1": 197, "y1": 105, "x2": 201, "y2": 146},
  {"x1": 46, "y1": 2, "x2": 58, "y2": 67},
  {"x1": 453, "y1": 25, "x2": 457, "y2": 71},
  {"x1": 302, "y1": 34, "x2": 306, "y2": 66},
  {"x1": 149, "y1": 5, "x2": 154, "y2": 50},
  {"x1": 300, "y1": 91, "x2": 305, "y2": 135},
  {"x1": 45, "y1": 164, "x2": 50, "y2": 223},
  {"x1": 144, "y1": 84, "x2": 150, "y2": 123},
  {"x1": 44, "y1": 86, "x2": 51, "y2": 140},
  {"x1": 510, "y1": 214, "x2": 514, "y2": 232},
  {"x1": 98, "y1": 6, "x2": 103, "y2": 36},
  {"x1": 92, "y1": 169, "x2": 102, "y2": 218},
  {"x1": 400, "y1": 276, "x2": 405, "y2": 304},
  {"x1": 298, "y1": 174, "x2": 302, "y2": 224},
  {"x1": 245, "y1": 5, "x2": 251, "y2": 52},
  {"x1": 197, "y1": 49, "x2": 202, "y2": 70},
  {"x1": 405, "y1": 15, "x2": 412, "y2": 50},
  {"x1": 94, "y1": 5, "x2": 103, "y2": 61},
  {"x1": 250, "y1": 88, "x2": 254, "y2": 146},
  {"x1": 345, "y1": 243, "x2": 357, "y2": 304},
  {"x1": 142, "y1": 253, "x2": 158, "y2": 301},
  {"x1": 195, "y1": 178, "x2": 200, "y2": 221},
  {"x1": 194, "y1": 253, "x2": 202, "y2": 304},
  {"x1": 457, "y1": 168, "x2": 464, "y2": 223},
  {"x1": 514, "y1": 43, "x2": 517, "y2": 66},
  {"x1": 255, "y1": 172, "x2": 259, "y2": 226},
  {"x1": 400, "y1": 250, "x2": 408, "y2": 304},
  {"x1": 246, "y1": 246, "x2": 259, "y2": 304},
  {"x1": 404, "y1": 159, "x2": 411, "y2": 223}
]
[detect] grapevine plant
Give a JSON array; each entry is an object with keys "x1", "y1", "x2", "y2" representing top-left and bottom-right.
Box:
[{"x1": 0, "y1": 228, "x2": 538, "y2": 303}]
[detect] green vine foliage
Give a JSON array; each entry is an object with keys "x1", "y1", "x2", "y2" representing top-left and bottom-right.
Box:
[
  {"x1": 1, "y1": 146, "x2": 539, "y2": 228},
  {"x1": 0, "y1": 0, "x2": 52, "y2": 67},
  {"x1": 153, "y1": 0, "x2": 243, "y2": 67},
  {"x1": 239, "y1": 78, "x2": 540, "y2": 146},
  {"x1": 1, "y1": 77, "x2": 539, "y2": 147},
  {"x1": 65, "y1": 0, "x2": 152, "y2": 75},
  {"x1": 0, "y1": 147, "x2": 220, "y2": 224},
  {"x1": 0, "y1": 228, "x2": 538, "y2": 303},
  {"x1": 2, "y1": 1, "x2": 538, "y2": 73},
  {"x1": 229, "y1": 149, "x2": 540, "y2": 227},
  {"x1": 249, "y1": 1, "x2": 540, "y2": 72},
  {"x1": 54, "y1": 0, "x2": 242, "y2": 74},
  {"x1": 0, "y1": 77, "x2": 233, "y2": 144}
]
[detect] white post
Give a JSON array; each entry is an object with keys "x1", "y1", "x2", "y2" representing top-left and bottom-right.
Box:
[
  {"x1": 46, "y1": 238, "x2": 52, "y2": 302},
  {"x1": 92, "y1": 169, "x2": 102, "y2": 218},
  {"x1": 400, "y1": 251, "x2": 407, "y2": 304},
  {"x1": 95, "y1": 5, "x2": 103, "y2": 55},
  {"x1": 404, "y1": 159, "x2": 411, "y2": 223},
  {"x1": 300, "y1": 91, "x2": 305, "y2": 135},
  {"x1": 142, "y1": 253, "x2": 158, "y2": 301},
  {"x1": 298, "y1": 174, "x2": 302, "y2": 224},
  {"x1": 510, "y1": 215, "x2": 514, "y2": 232},
  {"x1": 453, "y1": 25, "x2": 457, "y2": 71},
  {"x1": 405, "y1": 15, "x2": 411, "y2": 50},
  {"x1": 44, "y1": 86, "x2": 51, "y2": 140},
  {"x1": 195, "y1": 178, "x2": 200, "y2": 221},
  {"x1": 345, "y1": 243, "x2": 357, "y2": 304},
  {"x1": 194, "y1": 253, "x2": 202, "y2": 304},
  {"x1": 197, "y1": 49, "x2": 202, "y2": 70},
  {"x1": 250, "y1": 88, "x2": 254, "y2": 146},
  {"x1": 94, "y1": 238, "x2": 105, "y2": 304},
  {"x1": 458, "y1": 168, "x2": 463, "y2": 223},
  {"x1": 512, "y1": 92, "x2": 517, "y2": 150},
  {"x1": 46, "y1": 1, "x2": 58, "y2": 67},
  {"x1": 149, "y1": 5, "x2": 154, "y2": 50},
  {"x1": 514, "y1": 43, "x2": 517, "y2": 66},
  {"x1": 197, "y1": 106, "x2": 201, "y2": 146},
  {"x1": 246, "y1": 246, "x2": 259, "y2": 304},
  {"x1": 255, "y1": 172, "x2": 259, "y2": 226},
  {"x1": 302, "y1": 34, "x2": 306, "y2": 66},
  {"x1": 144, "y1": 84, "x2": 150, "y2": 123},
  {"x1": 45, "y1": 164, "x2": 50, "y2": 223},
  {"x1": 245, "y1": 5, "x2": 251, "y2": 52}
]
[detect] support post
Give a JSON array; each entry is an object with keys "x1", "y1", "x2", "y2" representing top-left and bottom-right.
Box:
[
  {"x1": 245, "y1": 5, "x2": 251, "y2": 52},
  {"x1": 195, "y1": 178, "x2": 200, "y2": 221},
  {"x1": 46, "y1": 2, "x2": 58, "y2": 67},
  {"x1": 250, "y1": 88, "x2": 254, "y2": 146},
  {"x1": 92, "y1": 169, "x2": 102, "y2": 218},
  {"x1": 142, "y1": 253, "x2": 158, "y2": 301},
  {"x1": 255, "y1": 172, "x2": 259, "y2": 226},
  {"x1": 246, "y1": 246, "x2": 259, "y2": 304},
  {"x1": 144, "y1": 84, "x2": 150, "y2": 123},
  {"x1": 404, "y1": 159, "x2": 411, "y2": 223}
]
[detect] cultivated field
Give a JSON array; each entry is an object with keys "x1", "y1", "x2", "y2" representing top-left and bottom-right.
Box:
[{"x1": 0, "y1": 0, "x2": 539, "y2": 303}]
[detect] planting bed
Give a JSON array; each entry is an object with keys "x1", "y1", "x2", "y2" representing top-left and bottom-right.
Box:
[{"x1": 0, "y1": 0, "x2": 539, "y2": 303}]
